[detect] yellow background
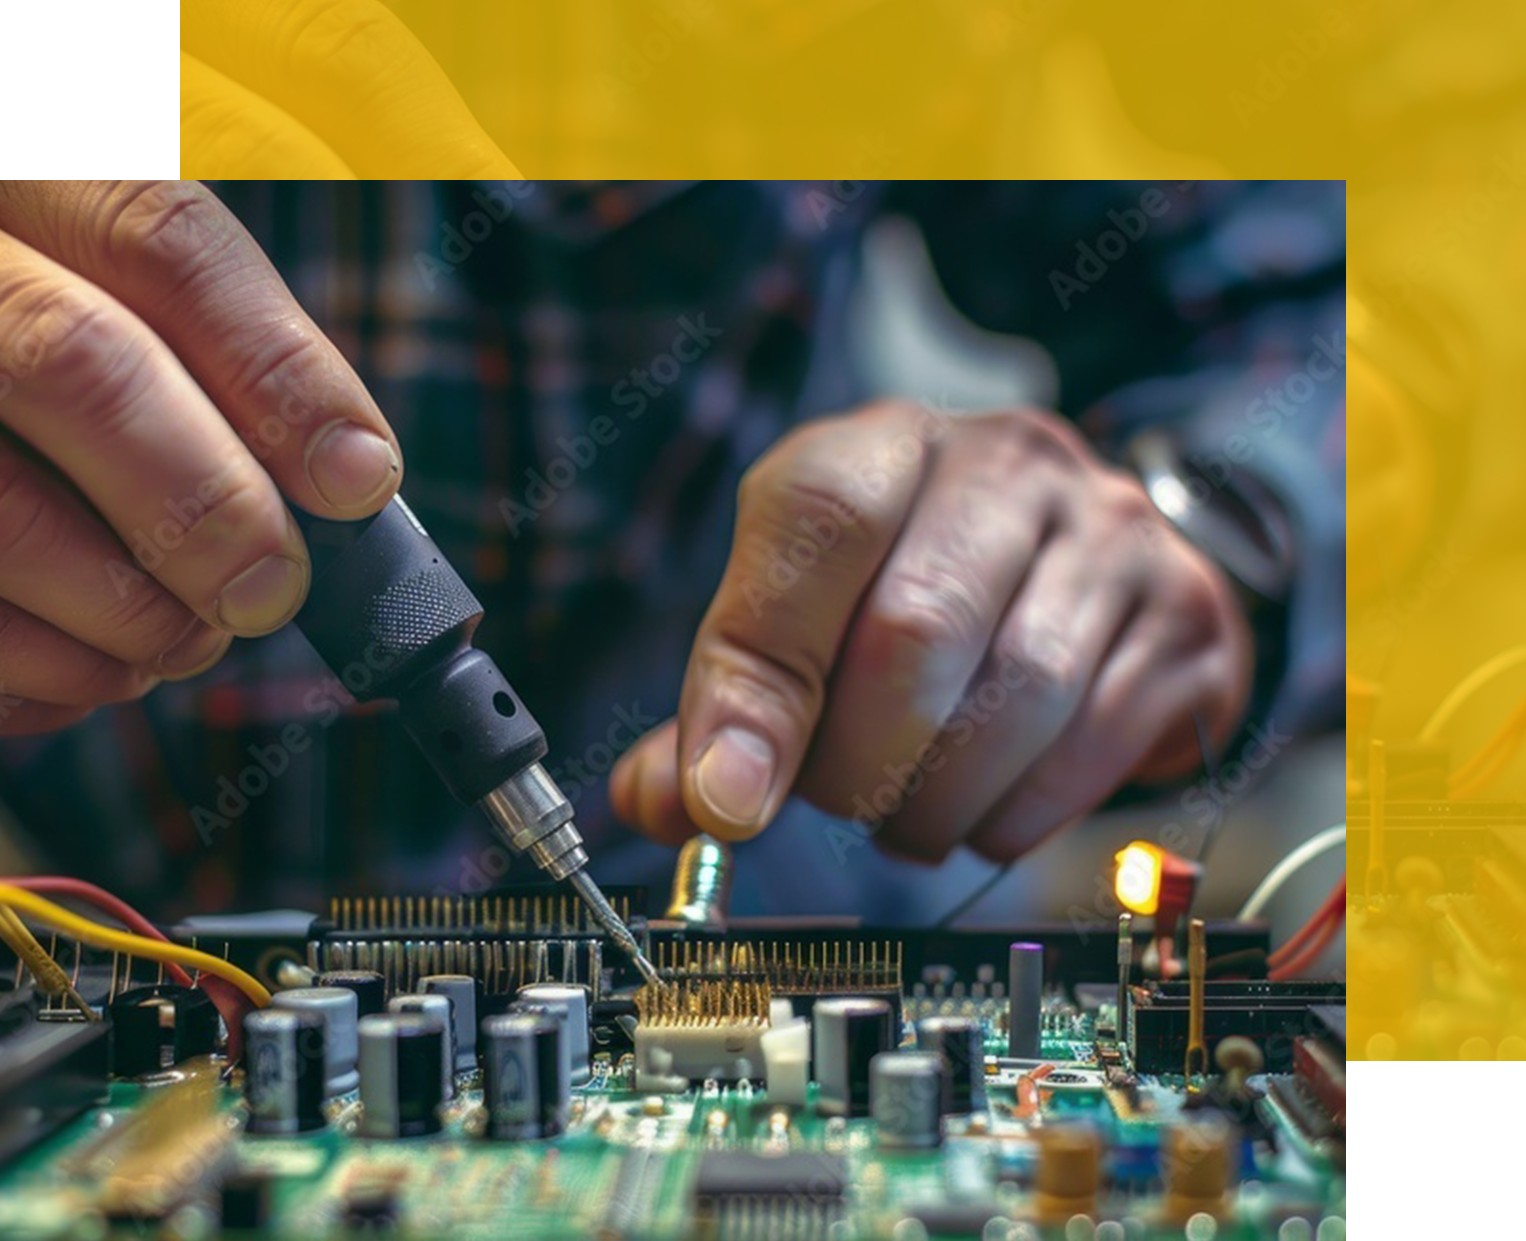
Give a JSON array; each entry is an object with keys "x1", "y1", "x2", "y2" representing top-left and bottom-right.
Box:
[{"x1": 183, "y1": 0, "x2": 1526, "y2": 1057}]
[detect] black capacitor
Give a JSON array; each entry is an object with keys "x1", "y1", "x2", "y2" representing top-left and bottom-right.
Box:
[
  {"x1": 109, "y1": 984, "x2": 218, "y2": 1076},
  {"x1": 480, "y1": 1013, "x2": 567, "y2": 1140},
  {"x1": 243, "y1": 1009, "x2": 327, "y2": 1135},
  {"x1": 813, "y1": 998, "x2": 895, "y2": 1118},
  {"x1": 358, "y1": 1014, "x2": 445, "y2": 1138},
  {"x1": 316, "y1": 969, "x2": 387, "y2": 1019},
  {"x1": 219, "y1": 1171, "x2": 274, "y2": 1231},
  {"x1": 916, "y1": 1016, "x2": 986, "y2": 1114}
]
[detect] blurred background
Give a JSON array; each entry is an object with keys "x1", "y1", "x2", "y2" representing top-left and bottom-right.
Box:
[{"x1": 0, "y1": 182, "x2": 1346, "y2": 982}]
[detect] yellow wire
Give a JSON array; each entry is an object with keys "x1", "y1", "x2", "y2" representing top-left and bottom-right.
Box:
[{"x1": 0, "y1": 884, "x2": 271, "y2": 1007}]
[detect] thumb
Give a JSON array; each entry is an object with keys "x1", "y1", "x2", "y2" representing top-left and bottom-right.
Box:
[{"x1": 609, "y1": 719, "x2": 701, "y2": 846}]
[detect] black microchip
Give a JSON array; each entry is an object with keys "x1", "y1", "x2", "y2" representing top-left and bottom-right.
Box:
[{"x1": 693, "y1": 1152, "x2": 848, "y2": 1200}]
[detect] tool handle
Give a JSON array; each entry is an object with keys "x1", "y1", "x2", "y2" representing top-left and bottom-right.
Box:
[{"x1": 292, "y1": 497, "x2": 547, "y2": 803}]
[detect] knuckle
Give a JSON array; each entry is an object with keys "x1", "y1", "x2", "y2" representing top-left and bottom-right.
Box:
[
  {"x1": 281, "y1": 0, "x2": 404, "y2": 79},
  {"x1": 101, "y1": 181, "x2": 236, "y2": 285},
  {"x1": 704, "y1": 622, "x2": 827, "y2": 721},
  {"x1": 992, "y1": 623, "x2": 1085, "y2": 712},
  {"x1": 868, "y1": 569, "x2": 986, "y2": 661},
  {"x1": 97, "y1": 583, "x2": 197, "y2": 660},
  {"x1": 0, "y1": 458, "x2": 59, "y2": 564},
  {"x1": 166, "y1": 469, "x2": 287, "y2": 559},
  {"x1": 13, "y1": 284, "x2": 154, "y2": 432},
  {"x1": 976, "y1": 407, "x2": 1087, "y2": 469}
]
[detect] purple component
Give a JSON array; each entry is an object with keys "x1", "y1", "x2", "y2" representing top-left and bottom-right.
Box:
[{"x1": 1008, "y1": 942, "x2": 1043, "y2": 1058}]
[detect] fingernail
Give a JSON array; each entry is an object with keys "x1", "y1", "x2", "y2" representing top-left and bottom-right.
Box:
[
  {"x1": 157, "y1": 622, "x2": 233, "y2": 678},
  {"x1": 305, "y1": 421, "x2": 400, "y2": 511},
  {"x1": 692, "y1": 726, "x2": 775, "y2": 826},
  {"x1": 216, "y1": 555, "x2": 308, "y2": 635}
]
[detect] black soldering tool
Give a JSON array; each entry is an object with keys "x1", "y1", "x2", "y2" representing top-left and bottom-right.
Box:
[{"x1": 291, "y1": 496, "x2": 660, "y2": 987}]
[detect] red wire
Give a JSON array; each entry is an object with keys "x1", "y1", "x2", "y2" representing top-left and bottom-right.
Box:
[
  {"x1": 1270, "y1": 906, "x2": 1345, "y2": 980},
  {"x1": 3, "y1": 877, "x2": 195, "y2": 985},
  {"x1": 1268, "y1": 878, "x2": 1346, "y2": 968},
  {"x1": 1, "y1": 875, "x2": 251, "y2": 1058}
]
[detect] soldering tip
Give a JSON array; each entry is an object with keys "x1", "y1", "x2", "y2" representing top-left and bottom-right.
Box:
[{"x1": 568, "y1": 867, "x2": 662, "y2": 989}]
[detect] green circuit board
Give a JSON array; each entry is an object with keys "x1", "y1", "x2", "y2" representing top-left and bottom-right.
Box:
[{"x1": 0, "y1": 1012, "x2": 1346, "y2": 1241}]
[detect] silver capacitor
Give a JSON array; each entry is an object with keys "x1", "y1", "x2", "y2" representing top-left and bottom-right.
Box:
[
  {"x1": 419, "y1": 975, "x2": 478, "y2": 1071},
  {"x1": 916, "y1": 1016, "x2": 985, "y2": 1114},
  {"x1": 481, "y1": 1013, "x2": 568, "y2": 1139},
  {"x1": 1008, "y1": 941, "x2": 1044, "y2": 1059},
  {"x1": 664, "y1": 833, "x2": 733, "y2": 930},
  {"x1": 243, "y1": 1009, "x2": 327, "y2": 1135},
  {"x1": 870, "y1": 1051, "x2": 945, "y2": 1149},
  {"x1": 271, "y1": 986, "x2": 359, "y2": 1096},
  {"x1": 813, "y1": 997, "x2": 895, "y2": 1118},
  {"x1": 516, "y1": 984, "x2": 590, "y2": 1084},
  {"x1": 358, "y1": 1014, "x2": 445, "y2": 1138},
  {"x1": 388, "y1": 994, "x2": 456, "y2": 1100}
]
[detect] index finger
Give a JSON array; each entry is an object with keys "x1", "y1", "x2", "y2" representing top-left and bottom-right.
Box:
[
  {"x1": 674, "y1": 402, "x2": 935, "y2": 840},
  {"x1": 0, "y1": 180, "x2": 400, "y2": 520}
]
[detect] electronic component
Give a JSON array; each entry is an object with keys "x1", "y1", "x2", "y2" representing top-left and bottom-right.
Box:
[
  {"x1": 692, "y1": 1152, "x2": 846, "y2": 1238},
  {"x1": 915, "y1": 1015, "x2": 984, "y2": 1114},
  {"x1": 812, "y1": 997, "x2": 893, "y2": 1118},
  {"x1": 0, "y1": 1001, "x2": 109, "y2": 1167},
  {"x1": 357, "y1": 1013, "x2": 445, "y2": 1138},
  {"x1": 243, "y1": 1008, "x2": 327, "y2": 1135},
  {"x1": 1115, "y1": 912, "x2": 1133, "y2": 1047},
  {"x1": 870, "y1": 1051, "x2": 945, "y2": 1149},
  {"x1": 316, "y1": 968, "x2": 387, "y2": 1018},
  {"x1": 1129, "y1": 979, "x2": 1346, "y2": 1073},
  {"x1": 1034, "y1": 1123, "x2": 1102, "y2": 1223},
  {"x1": 759, "y1": 1013, "x2": 809, "y2": 1106},
  {"x1": 480, "y1": 1013, "x2": 568, "y2": 1139},
  {"x1": 1007, "y1": 941, "x2": 1043, "y2": 1059},
  {"x1": 1186, "y1": 917, "x2": 1207, "y2": 1081},
  {"x1": 1162, "y1": 1115, "x2": 1235, "y2": 1222},
  {"x1": 664, "y1": 834, "x2": 733, "y2": 931},
  {"x1": 271, "y1": 985, "x2": 360, "y2": 1095},
  {"x1": 632, "y1": 978, "x2": 770, "y2": 1091},
  {"x1": 419, "y1": 974, "x2": 479, "y2": 1070},
  {"x1": 387, "y1": 993, "x2": 457, "y2": 1100},
  {"x1": 518, "y1": 983, "x2": 591, "y2": 1084},
  {"x1": 108, "y1": 984, "x2": 218, "y2": 1077}
]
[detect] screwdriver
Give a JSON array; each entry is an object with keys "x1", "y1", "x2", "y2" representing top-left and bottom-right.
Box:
[{"x1": 291, "y1": 496, "x2": 660, "y2": 987}]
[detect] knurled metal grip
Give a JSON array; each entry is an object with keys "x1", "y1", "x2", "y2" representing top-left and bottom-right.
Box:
[{"x1": 293, "y1": 497, "x2": 548, "y2": 804}]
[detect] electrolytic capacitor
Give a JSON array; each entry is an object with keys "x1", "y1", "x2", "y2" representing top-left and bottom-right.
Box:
[
  {"x1": 271, "y1": 986, "x2": 360, "y2": 1096},
  {"x1": 1007, "y1": 941, "x2": 1044, "y2": 1059},
  {"x1": 813, "y1": 997, "x2": 895, "y2": 1118},
  {"x1": 243, "y1": 1008, "x2": 327, "y2": 1135},
  {"x1": 870, "y1": 1051, "x2": 944, "y2": 1149},
  {"x1": 916, "y1": 1016, "x2": 985, "y2": 1114},
  {"x1": 480, "y1": 1013, "x2": 569, "y2": 1139},
  {"x1": 316, "y1": 969, "x2": 387, "y2": 1019},
  {"x1": 419, "y1": 975, "x2": 478, "y2": 1071},
  {"x1": 358, "y1": 1014, "x2": 445, "y2": 1138},
  {"x1": 508, "y1": 999, "x2": 575, "y2": 1090},
  {"x1": 388, "y1": 994, "x2": 457, "y2": 1100},
  {"x1": 516, "y1": 984, "x2": 590, "y2": 1084},
  {"x1": 109, "y1": 984, "x2": 219, "y2": 1076}
]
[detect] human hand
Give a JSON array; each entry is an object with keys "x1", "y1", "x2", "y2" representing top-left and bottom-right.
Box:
[
  {"x1": 612, "y1": 401, "x2": 1251, "y2": 863},
  {"x1": 181, "y1": 0, "x2": 522, "y2": 178},
  {"x1": 0, "y1": 180, "x2": 402, "y2": 734}
]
